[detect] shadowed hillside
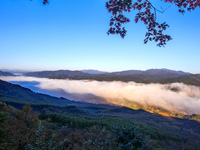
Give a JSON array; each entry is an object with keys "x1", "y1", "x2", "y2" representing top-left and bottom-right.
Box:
[{"x1": 0, "y1": 79, "x2": 76, "y2": 105}]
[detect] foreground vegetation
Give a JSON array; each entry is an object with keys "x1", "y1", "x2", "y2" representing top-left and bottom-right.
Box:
[
  {"x1": 1, "y1": 101, "x2": 200, "y2": 150},
  {"x1": 0, "y1": 102, "x2": 147, "y2": 150}
]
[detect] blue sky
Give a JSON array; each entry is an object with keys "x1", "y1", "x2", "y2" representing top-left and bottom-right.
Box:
[{"x1": 0, "y1": 0, "x2": 200, "y2": 73}]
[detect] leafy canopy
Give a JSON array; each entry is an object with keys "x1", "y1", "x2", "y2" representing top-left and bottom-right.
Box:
[
  {"x1": 41, "y1": 0, "x2": 200, "y2": 46},
  {"x1": 106, "y1": 0, "x2": 200, "y2": 46}
]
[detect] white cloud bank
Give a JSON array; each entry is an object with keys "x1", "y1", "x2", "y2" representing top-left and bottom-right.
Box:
[{"x1": 1, "y1": 76, "x2": 200, "y2": 114}]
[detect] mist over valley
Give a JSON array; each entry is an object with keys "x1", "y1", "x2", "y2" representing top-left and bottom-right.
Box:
[{"x1": 1, "y1": 69, "x2": 200, "y2": 115}]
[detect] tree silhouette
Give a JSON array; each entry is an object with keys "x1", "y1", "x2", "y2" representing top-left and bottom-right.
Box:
[
  {"x1": 41, "y1": 0, "x2": 199, "y2": 46},
  {"x1": 106, "y1": 0, "x2": 200, "y2": 46}
]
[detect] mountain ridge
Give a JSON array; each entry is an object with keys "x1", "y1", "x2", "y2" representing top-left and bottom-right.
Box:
[
  {"x1": 0, "y1": 70, "x2": 15, "y2": 76},
  {"x1": 81, "y1": 69, "x2": 108, "y2": 74},
  {"x1": 21, "y1": 69, "x2": 198, "y2": 85},
  {"x1": 23, "y1": 68, "x2": 191, "y2": 77},
  {"x1": 111, "y1": 68, "x2": 191, "y2": 76},
  {"x1": 24, "y1": 69, "x2": 91, "y2": 78}
]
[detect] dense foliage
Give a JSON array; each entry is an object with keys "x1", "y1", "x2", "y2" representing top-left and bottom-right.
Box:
[
  {"x1": 1, "y1": 99, "x2": 200, "y2": 149},
  {"x1": 0, "y1": 104, "x2": 39, "y2": 149},
  {"x1": 0, "y1": 103, "x2": 147, "y2": 150}
]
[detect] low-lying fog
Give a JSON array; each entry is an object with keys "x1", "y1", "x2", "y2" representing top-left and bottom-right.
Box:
[{"x1": 1, "y1": 76, "x2": 200, "y2": 115}]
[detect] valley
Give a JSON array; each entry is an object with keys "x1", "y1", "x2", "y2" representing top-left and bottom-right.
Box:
[{"x1": 1, "y1": 69, "x2": 200, "y2": 149}]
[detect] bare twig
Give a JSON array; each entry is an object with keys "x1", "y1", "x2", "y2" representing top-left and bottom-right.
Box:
[{"x1": 147, "y1": 0, "x2": 173, "y2": 21}]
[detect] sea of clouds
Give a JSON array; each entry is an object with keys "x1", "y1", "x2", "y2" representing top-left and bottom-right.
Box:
[{"x1": 1, "y1": 76, "x2": 200, "y2": 115}]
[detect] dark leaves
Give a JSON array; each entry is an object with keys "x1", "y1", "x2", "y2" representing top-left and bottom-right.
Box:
[
  {"x1": 106, "y1": 0, "x2": 199, "y2": 46},
  {"x1": 164, "y1": 0, "x2": 200, "y2": 12},
  {"x1": 43, "y1": 0, "x2": 49, "y2": 5}
]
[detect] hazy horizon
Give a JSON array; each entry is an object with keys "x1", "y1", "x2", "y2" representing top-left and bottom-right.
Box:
[{"x1": 0, "y1": 67, "x2": 197, "y2": 74}]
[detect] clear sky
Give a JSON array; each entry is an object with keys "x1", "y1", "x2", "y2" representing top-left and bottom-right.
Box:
[{"x1": 0, "y1": 0, "x2": 200, "y2": 73}]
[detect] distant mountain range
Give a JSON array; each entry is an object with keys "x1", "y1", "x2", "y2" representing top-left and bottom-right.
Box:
[
  {"x1": 0, "y1": 70, "x2": 15, "y2": 76},
  {"x1": 24, "y1": 70, "x2": 90, "y2": 78},
  {"x1": 23, "y1": 68, "x2": 191, "y2": 77},
  {"x1": 2, "y1": 68, "x2": 200, "y2": 86},
  {"x1": 81, "y1": 68, "x2": 191, "y2": 76},
  {"x1": 20, "y1": 68, "x2": 198, "y2": 85},
  {"x1": 81, "y1": 69, "x2": 108, "y2": 75},
  {"x1": 111, "y1": 69, "x2": 191, "y2": 76},
  {"x1": 0, "y1": 68, "x2": 192, "y2": 76}
]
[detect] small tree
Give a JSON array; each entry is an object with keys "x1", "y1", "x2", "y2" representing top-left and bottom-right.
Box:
[
  {"x1": 0, "y1": 102, "x2": 9, "y2": 150},
  {"x1": 112, "y1": 125, "x2": 146, "y2": 149},
  {"x1": 3, "y1": 105, "x2": 39, "y2": 149}
]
